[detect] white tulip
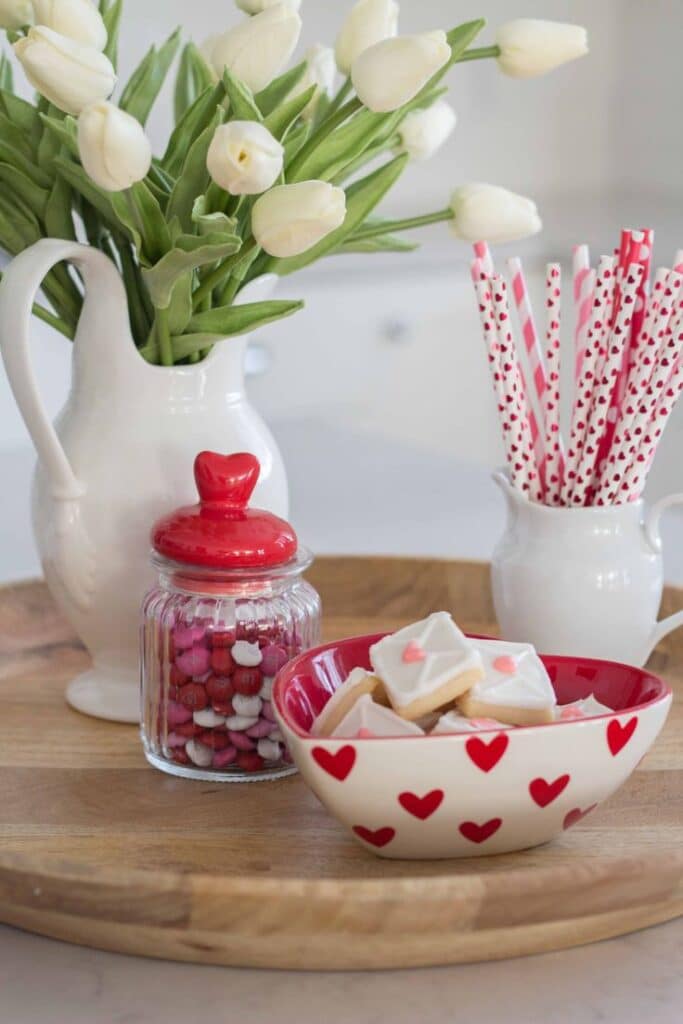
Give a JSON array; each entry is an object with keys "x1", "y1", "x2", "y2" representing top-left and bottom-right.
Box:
[
  {"x1": 291, "y1": 44, "x2": 336, "y2": 121},
  {"x1": 0, "y1": 0, "x2": 33, "y2": 30},
  {"x1": 14, "y1": 27, "x2": 116, "y2": 115},
  {"x1": 352, "y1": 31, "x2": 450, "y2": 113},
  {"x1": 207, "y1": 121, "x2": 284, "y2": 196},
  {"x1": 252, "y1": 180, "x2": 346, "y2": 258},
  {"x1": 236, "y1": 0, "x2": 301, "y2": 12},
  {"x1": 210, "y1": 3, "x2": 302, "y2": 94},
  {"x1": 33, "y1": 0, "x2": 107, "y2": 51},
  {"x1": 496, "y1": 19, "x2": 588, "y2": 79},
  {"x1": 78, "y1": 101, "x2": 152, "y2": 192},
  {"x1": 398, "y1": 99, "x2": 456, "y2": 161},
  {"x1": 335, "y1": 0, "x2": 398, "y2": 75},
  {"x1": 449, "y1": 183, "x2": 542, "y2": 245}
]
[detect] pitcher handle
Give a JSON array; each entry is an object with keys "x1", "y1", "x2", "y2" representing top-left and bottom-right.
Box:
[
  {"x1": 0, "y1": 240, "x2": 120, "y2": 609},
  {"x1": 644, "y1": 492, "x2": 683, "y2": 654}
]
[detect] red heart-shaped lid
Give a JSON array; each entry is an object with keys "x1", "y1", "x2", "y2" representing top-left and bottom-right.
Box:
[{"x1": 151, "y1": 452, "x2": 298, "y2": 569}]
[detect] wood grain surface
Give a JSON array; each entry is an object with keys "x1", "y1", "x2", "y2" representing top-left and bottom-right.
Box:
[{"x1": 0, "y1": 558, "x2": 681, "y2": 969}]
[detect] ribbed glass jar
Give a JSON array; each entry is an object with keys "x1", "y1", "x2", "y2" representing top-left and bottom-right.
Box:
[{"x1": 141, "y1": 549, "x2": 320, "y2": 781}]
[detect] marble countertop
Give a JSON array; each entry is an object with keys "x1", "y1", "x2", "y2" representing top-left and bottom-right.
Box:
[{"x1": 1, "y1": 422, "x2": 681, "y2": 1022}]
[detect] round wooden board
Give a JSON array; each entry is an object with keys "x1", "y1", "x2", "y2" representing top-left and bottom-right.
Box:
[{"x1": 0, "y1": 557, "x2": 681, "y2": 971}]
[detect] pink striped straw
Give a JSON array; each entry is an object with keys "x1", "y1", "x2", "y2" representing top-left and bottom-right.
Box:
[
  {"x1": 473, "y1": 240, "x2": 494, "y2": 276},
  {"x1": 572, "y1": 245, "x2": 593, "y2": 381},
  {"x1": 507, "y1": 257, "x2": 548, "y2": 476},
  {"x1": 543, "y1": 263, "x2": 565, "y2": 504}
]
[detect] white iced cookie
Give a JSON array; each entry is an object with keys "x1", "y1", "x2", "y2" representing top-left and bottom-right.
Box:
[
  {"x1": 556, "y1": 694, "x2": 613, "y2": 721},
  {"x1": 312, "y1": 667, "x2": 388, "y2": 737},
  {"x1": 231, "y1": 641, "x2": 262, "y2": 667},
  {"x1": 369, "y1": 612, "x2": 484, "y2": 721},
  {"x1": 458, "y1": 638, "x2": 556, "y2": 726},
  {"x1": 332, "y1": 694, "x2": 425, "y2": 739},
  {"x1": 430, "y1": 710, "x2": 512, "y2": 735}
]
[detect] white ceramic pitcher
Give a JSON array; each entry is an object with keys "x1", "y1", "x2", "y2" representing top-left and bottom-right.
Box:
[
  {"x1": 0, "y1": 239, "x2": 288, "y2": 723},
  {"x1": 491, "y1": 471, "x2": 683, "y2": 665}
]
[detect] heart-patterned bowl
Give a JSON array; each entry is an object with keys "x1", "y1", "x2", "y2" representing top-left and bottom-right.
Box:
[{"x1": 273, "y1": 633, "x2": 672, "y2": 859}]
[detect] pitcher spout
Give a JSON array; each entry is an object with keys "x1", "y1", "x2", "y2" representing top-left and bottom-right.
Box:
[{"x1": 492, "y1": 468, "x2": 524, "y2": 521}]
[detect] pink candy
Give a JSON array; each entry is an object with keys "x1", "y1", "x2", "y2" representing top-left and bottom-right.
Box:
[
  {"x1": 213, "y1": 746, "x2": 238, "y2": 769},
  {"x1": 260, "y1": 644, "x2": 288, "y2": 677},
  {"x1": 176, "y1": 644, "x2": 211, "y2": 678},
  {"x1": 246, "y1": 718, "x2": 276, "y2": 739},
  {"x1": 166, "y1": 700, "x2": 193, "y2": 727},
  {"x1": 173, "y1": 624, "x2": 206, "y2": 650},
  {"x1": 167, "y1": 731, "x2": 188, "y2": 748},
  {"x1": 261, "y1": 700, "x2": 277, "y2": 722},
  {"x1": 229, "y1": 729, "x2": 256, "y2": 751}
]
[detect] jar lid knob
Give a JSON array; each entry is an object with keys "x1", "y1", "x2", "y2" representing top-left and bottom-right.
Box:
[{"x1": 194, "y1": 451, "x2": 259, "y2": 510}]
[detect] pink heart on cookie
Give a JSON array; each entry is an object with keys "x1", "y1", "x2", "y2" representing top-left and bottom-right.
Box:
[{"x1": 402, "y1": 640, "x2": 426, "y2": 664}]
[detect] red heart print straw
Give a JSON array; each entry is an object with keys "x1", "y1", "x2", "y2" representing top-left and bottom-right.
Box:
[{"x1": 543, "y1": 263, "x2": 565, "y2": 504}]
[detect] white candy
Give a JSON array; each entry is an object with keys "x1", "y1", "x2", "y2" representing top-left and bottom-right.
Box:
[
  {"x1": 231, "y1": 640, "x2": 262, "y2": 667},
  {"x1": 268, "y1": 728, "x2": 284, "y2": 743},
  {"x1": 259, "y1": 676, "x2": 274, "y2": 699},
  {"x1": 193, "y1": 708, "x2": 227, "y2": 728},
  {"x1": 185, "y1": 739, "x2": 213, "y2": 768},
  {"x1": 225, "y1": 714, "x2": 259, "y2": 731},
  {"x1": 257, "y1": 738, "x2": 281, "y2": 761},
  {"x1": 232, "y1": 694, "x2": 262, "y2": 717}
]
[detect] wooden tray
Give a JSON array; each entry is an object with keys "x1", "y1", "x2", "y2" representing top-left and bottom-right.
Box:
[{"x1": 0, "y1": 558, "x2": 681, "y2": 970}]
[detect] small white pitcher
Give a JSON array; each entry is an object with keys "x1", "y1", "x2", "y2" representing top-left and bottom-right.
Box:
[{"x1": 491, "y1": 470, "x2": 683, "y2": 665}]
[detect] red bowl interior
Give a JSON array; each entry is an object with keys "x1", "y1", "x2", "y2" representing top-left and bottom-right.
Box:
[{"x1": 274, "y1": 632, "x2": 671, "y2": 738}]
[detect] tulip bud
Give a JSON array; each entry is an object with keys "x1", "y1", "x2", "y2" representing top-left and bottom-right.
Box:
[
  {"x1": 352, "y1": 31, "x2": 450, "y2": 113},
  {"x1": 291, "y1": 44, "x2": 336, "y2": 121},
  {"x1": 335, "y1": 0, "x2": 398, "y2": 75},
  {"x1": 398, "y1": 99, "x2": 456, "y2": 161},
  {"x1": 207, "y1": 121, "x2": 284, "y2": 196},
  {"x1": 236, "y1": 0, "x2": 301, "y2": 12},
  {"x1": 0, "y1": 0, "x2": 33, "y2": 30},
  {"x1": 33, "y1": 0, "x2": 107, "y2": 51},
  {"x1": 210, "y1": 3, "x2": 302, "y2": 94},
  {"x1": 449, "y1": 183, "x2": 542, "y2": 245},
  {"x1": 14, "y1": 27, "x2": 116, "y2": 115},
  {"x1": 496, "y1": 19, "x2": 588, "y2": 79},
  {"x1": 252, "y1": 180, "x2": 346, "y2": 258},
  {"x1": 78, "y1": 101, "x2": 152, "y2": 192}
]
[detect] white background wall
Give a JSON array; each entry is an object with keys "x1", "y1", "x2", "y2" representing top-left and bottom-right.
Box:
[{"x1": 2, "y1": 1, "x2": 683, "y2": 580}]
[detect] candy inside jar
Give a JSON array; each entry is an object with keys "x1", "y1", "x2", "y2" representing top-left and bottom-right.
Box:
[{"x1": 140, "y1": 451, "x2": 321, "y2": 781}]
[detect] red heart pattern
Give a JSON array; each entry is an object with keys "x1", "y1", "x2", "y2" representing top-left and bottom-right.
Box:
[
  {"x1": 466, "y1": 733, "x2": 509, "y2": 773},
  {"x1": 353, "y1": 825, "x2": 395, "y2": 848},
  {"x1": 529, "y1": 774, "x2": 570, "y2": 808},
  {"x1": 312, "y1": 744, "x2": 356, "y2": 781},
  {"x1": 459, "y1": 818, "x2": 502, "y2": 844},
  {"x1": 607, "y1": 716, "x2": 638, "y2": 756},
  {"x1": 563, "y1": 804, "x2": 598, "y2": 831},
  {"x1": 398, "y1": 789, "x2": 444, "y2": 820}
]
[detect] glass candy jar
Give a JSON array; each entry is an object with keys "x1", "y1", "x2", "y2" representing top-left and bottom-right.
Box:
[{"x1": 141, "y1": 451, "x2": 321, "y2": 781}]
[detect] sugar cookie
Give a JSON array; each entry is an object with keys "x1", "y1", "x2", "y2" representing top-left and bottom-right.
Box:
[
  {"x1": 430, "y1": 710, "x2": 512, "y2": 735},
  {"x1": 556, "y1": 694, "x2": 613, "y2": 721},
  {"x1": 458, "y1": 638, "x2": 556, "y2": 726},
  {"x1": 312, "y1": 667, "x2": 388, "y2": 737},
  {"x1": 332, "y1": 694, "x2": 425, "y2": 738}
]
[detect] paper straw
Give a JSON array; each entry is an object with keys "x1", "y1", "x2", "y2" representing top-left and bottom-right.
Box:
[
  {"x1": 573, "y1": 245, "x2": 593, "y2": 382},
  {"x1": 473, "y1": 241, "x2": 494, "y2": 276},
  {"x1": 675, "y1": 248, "x2": 683, "y2": 270},
  {"x1": 489, "y1": 276, "x2": 543, "y2": 501},
  {"x1": 562, "y1": 256, "x2": 616, "y2": 503},
  {"x1": 568, "y1": 263, "x2": 644, "y2": 505},
  {"x1": 619, "y1": 355, "x2": 683, "y2": 500},
  {"x1": 507, "y1": 257, "x2": 548, "y2": 473},
  {"x1": 543, "y1": 263, "x2": 565, "y2": 505}
]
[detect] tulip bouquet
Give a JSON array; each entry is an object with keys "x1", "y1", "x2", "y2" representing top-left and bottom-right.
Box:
[{"x1": 0, "y1": 0, "x2": 587, "y2": 365}]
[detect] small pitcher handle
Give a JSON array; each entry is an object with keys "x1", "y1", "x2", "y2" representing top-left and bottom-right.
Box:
[
  {"x1": 644, "y1": 492, "x2": 683, "y2": 654},
  {"x1": 0, "y1": 240, "x2": 121, "y2": 609}
]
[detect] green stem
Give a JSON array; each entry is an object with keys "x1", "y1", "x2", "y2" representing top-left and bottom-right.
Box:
[
  {"x1": 192, "y1": 239, "x2": 256, "y2": 309},
  {"x1": 155, "y1": 306, "x2": 174, "y2": 367},
  {"x1": 352, "y1": 208, "x2": 453, "y2": 241},
  {"x1": 334, "y1": 133, "x2": 401, "y2": 184},
  {"x1": 33, "y1": 302, "x2": 73, "y2": 339},
  {"x1": 287, "y1": 97, "x2": 363, "y2": 180},
  {"x1": 457, "y1": 45, "x2": 500, "y2": 63},
  {"x1": 323, "y1": 76, "x2": 352, "y2": 121},
  {"x1": 219, "y1": 244, "x2": 260, "y2": 306}
]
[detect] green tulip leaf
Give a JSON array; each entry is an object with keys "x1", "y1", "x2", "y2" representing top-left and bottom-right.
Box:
[
  {"x1": 0, "y1": 139, "x2": 51, "y2": 188},
  {"x1": 187, "y1": 298, "x2": 303, "y2": 336},
  {"x1": 143, "y1": 233, "x2": 242, "y2": 308},
  {"x1": 0, "y1": 112, "x2": 34, "y2": 160},
  {"x1": 102, "y1": 0, "x2": 124, "y2": 69},
  {"x1": 0, "y1": 51, "x2": 13, "y2": 92},
  {"x1": 119, "y1": 28, "x2": 181, "y2": 126},
  {"x1": 264, "y1": 84, "x2": 316, "y2": 141},
  {"x1": 264, "y1": 153, "x2": 409, "y2": 276},
  {"x1": 54, "y1": 156, "x2": 130, "y2": 241},
  {"x1": 38, "y1": 113, "x2": 79, "y2": 158},
  {"x1": 167, "y1": 272, "x2": 194, "y2": 335},
  {"x1": 110, "y1": 182, "x2": 171, "y2": 266},
  {"x1": 45, "y1": 175, "x2": 77, "y2": 241},
  {"x1": 222, "y1": 68, "x2": 263, "y2": 123},
  {"x1": 166, "y1": 108, "x2": 222, "y2": 233},
  {"x1": 174, "y1": 42, "x2": 215, "y2": 125},
  {"x1": 339, "y1": 233, "x2": 418, "y2": 254},
  {"x1": 255, "y1": 60, "x2": 307, "y2": 116},
  {"x1": 192, "y1": 195, "x2": 237, "y2": 236},
  {"x1": 0, "y1": 163, "x2": 49, "y2": 218},
  {"x1": 163, "y1": 81, "x2": 224, "y2": 178},
  {"x1": 0, "y1": 90, "x2": 39, "y2": 137}
]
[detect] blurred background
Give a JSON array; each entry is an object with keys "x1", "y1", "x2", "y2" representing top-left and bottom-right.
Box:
[{"x1": 2, "y1": 0, "x2": 683, "y2": 581}]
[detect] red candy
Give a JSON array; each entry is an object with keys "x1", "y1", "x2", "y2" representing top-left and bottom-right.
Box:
[
  {"x1": 206, "y1": 675, "x2": 235, "y2": 703},
  {"x1": 237, "y1": 751, "x2": 264, "y2": 773},
  {"x1": 212, "y1": 700, "x2": 235, "y2": 716},
  {"x1": 178, "y1": 682, "x2": 208, "y2": 710},
  {"x1": 170, "y1": 664, "x2": 189, "y2": 687},
  {"x1": 210, "y1": 630, "x2": 235, "y2": 648},
  {"x1": 233, "y1": 666, "x2": 262, "y2": 696},
  {"x1": 211, "y1": 647, "x2": 235, "y2": 675},
  {"x1": 199, "y1": 730, "x2": 231, "y2": 750},
  {"x1": 174, "y1": 720, "x2": 203, "y2": 738},
  {"x1": 171, "y1": 748, "x2": 191, "y2": 765}
]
